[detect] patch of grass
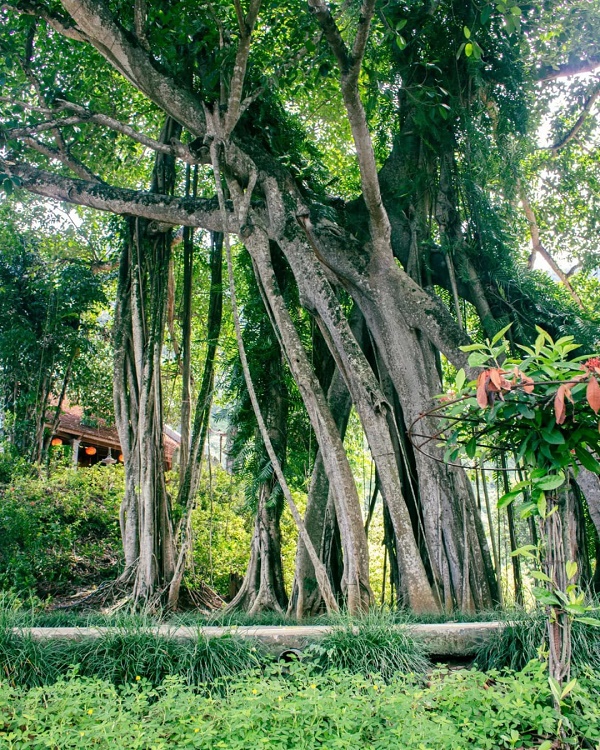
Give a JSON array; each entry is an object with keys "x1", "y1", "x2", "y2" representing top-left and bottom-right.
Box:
[
  {"x1": 304, "y1": 609, "x2": 430, "y2": 681},
  {"x1": 475, "y1": 610, "x2": 600, "y2": 672},
  {"x1": 0, "y1": 624, "x2": 267, "y2": 689}
]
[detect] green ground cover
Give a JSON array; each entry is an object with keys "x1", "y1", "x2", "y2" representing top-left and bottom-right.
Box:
[{"x1": 1, "y1": 661, "x2": 598, "y2": 749}]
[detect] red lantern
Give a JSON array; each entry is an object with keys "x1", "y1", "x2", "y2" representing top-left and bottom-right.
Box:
[
  {"x1": 85, "y1": 446, "x2": 97, "y2": 456},
  {"x1": 118, "y1": 453, "x2": 124, "y2": 463},
  {"x1": 51, "y1": 437, "x2": 63, "y2": 447}
]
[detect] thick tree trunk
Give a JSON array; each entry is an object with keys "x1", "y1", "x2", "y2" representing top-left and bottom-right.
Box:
[
  {"x1": 113, "y1": 218, "x2": 175, "y2": 605},
  {"x1": 229, "y1": 483, "x2": 288, "y2": 614},
  {"x1": 349, "y1": 265, "x2": 498, "y2": 609},
  {"x1": 245, "y1": 232, "x2": 372, "y2": 612},
  {"x1": 112, "y1": 118, "x2": 181, "y2": 606}
]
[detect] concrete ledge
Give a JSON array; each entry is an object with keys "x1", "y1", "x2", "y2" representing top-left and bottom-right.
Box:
[{"x1": 12, "y1": 621, "x2": 503, "y2": 658}]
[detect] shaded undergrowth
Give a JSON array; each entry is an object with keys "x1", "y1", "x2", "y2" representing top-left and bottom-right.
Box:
[{"x1": 475, "y1": 610, "x2": 600, "y2": 673}]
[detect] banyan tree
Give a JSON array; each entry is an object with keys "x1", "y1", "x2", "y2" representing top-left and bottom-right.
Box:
[{"x1": 1, "y1": 0, "x2": 599, "y2": 613}]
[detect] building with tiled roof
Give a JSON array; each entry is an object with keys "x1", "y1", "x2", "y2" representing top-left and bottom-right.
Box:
[{"x1": 48, "y1": 405, "x2": 180, "y2": 469}]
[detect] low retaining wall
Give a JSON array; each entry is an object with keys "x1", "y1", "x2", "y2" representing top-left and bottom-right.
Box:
[{"x1": 14, "y1": 621, "x2": 502, "y2": 658}]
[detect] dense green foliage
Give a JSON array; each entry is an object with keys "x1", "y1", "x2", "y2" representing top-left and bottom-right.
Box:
[
  {"x1": 0, "y1": 213, "x2": 107, "y2": 458},
  {"x1": 0, "y1": 660, "x2": 599, "y2": 749},
  {"x1": 0, "y1": 465, "x2": 123, "y2": 596}
]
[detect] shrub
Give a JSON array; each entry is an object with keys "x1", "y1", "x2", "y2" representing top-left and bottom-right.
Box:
[
  {"x1": 0, "y1": 465, "x2": 123, "y2": 596},
  {"x1": 304, "y1": 610, "x2": 430, "y2": 680}
]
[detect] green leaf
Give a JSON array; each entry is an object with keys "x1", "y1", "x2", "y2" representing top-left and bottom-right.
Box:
[
  {"x1": 535, "y1": 472, "x2": 565, "y2": 491},
  {"x1": 396, "y1": 35, "x2": 407, "y2": 50},
  {"x1": 464, "y1": 42, "x2": 473, "y2": 57},
  {"x1": 531, "y1": 570, "x2": 551, "y2": 583},
  {"x1": 509, "y1": 480, "x2": 530, "y2": 492},
  {"x1": 396, "y1": 19, "x2": 407, "y2": 30},
  {"x1": 467, "y1": 352, "x2": 490, "y2": 367},
  {"x1": 491, "y1": 322, "x2": 512, "y2": 345},
  {"x1": 535, "y1": 325, "x2": 553, "y2": 343},
  {"x1": 463, "y1": 26, "x2": 471, "y2": 39},
  {"x1": 455, "y1": 368, "x2": 466, "y2": 391},
  {"x1": 498, "y1": 490, "x2": 520, "y2": 509},
  {"x1": 465, "y1": 436, "x2": 477, "y2": 459},
  {"x1": 533, "y1": 587, "x2": 560, "y2": 606},
  {"x1": 575, "y1": 445, "x2": 600, "y2": 474},
  {"x1": 536, "y1": 492, "x2": 547, "y2": 518},
  {"x1": 566, "y1": 561, "x2": 577, "y2": 580},
  {"x1": 560, "y1": 677, "x2": 577, "y2": 699},
  {"x1": 519, "y1": 502, "x2": 537, "y2": 519},
  {"x1": 480, "y1": 5, "x2": 492, "y2": 24},
  {"x1": 511, "y1": 545, "x2": 536, "y2": 558},
  {"x1": 575, "y1": 617, "x2": 600, "y2": 627},
  {"x1": 510, "y1": 5, "x2": 521, "y2": 15},
  {"x1": 538, "y1": 742, "x2": 553, "y2": 750},
  {"x1": 540, "y1": 428, "x2": 565, "y2": 445},
  {"x1": 548, "y1": 676, "x2": 562, "y2": 704}
]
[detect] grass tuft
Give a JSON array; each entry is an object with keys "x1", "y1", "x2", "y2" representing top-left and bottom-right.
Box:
[
  {"x1": 304, "y1": 609, "x2": 429, "y2": 681},
  {"x1": 475, "y1": 610, "x2": 600, "y2": 672},
  {"x1": 0, "y1": 624, "x2": 266, "y2": 689}
]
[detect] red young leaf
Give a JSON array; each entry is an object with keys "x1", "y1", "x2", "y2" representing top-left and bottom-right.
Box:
[
  {"x1": 476, "y1": 371, "x2": 488, "y2": 409},
  {"x1": 554, "y1": 385, "x2": 567, "y2": 425},
  {"x1": 587, "y1": 376, "x2": 600, "y2": 414}
]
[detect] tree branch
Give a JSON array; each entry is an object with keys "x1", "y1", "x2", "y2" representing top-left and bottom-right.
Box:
[
  {"x1": 548, "y1": 83, "x2": 600, "y2": 152},
  {"x1": 536, "y1": 56, "x2": 600, "y2": 82},
  {"x1": 520, "y1": 185, "x2": 584, "y2": 309},
  {"x1": 133, "y1": 0, "x2": 149, "y2": 51},
  {"x1": 19, "y1": 136, "x2": 101, "y2": 181},
  {"x1": 307, "y1": 0, "x2": 390, "y2": 254},
  {"x1": 223, "y1": 0, "x2": 262, "y2": 137},
  {"x1": 350, "y1": 0, "x2": 376, "y2": 77},
  {"x1": 59, "y1": 0, "x2": 207, "y2": 137},
  {"x1": 4, "y1": 100, "x2": 204, "y2": 164},
  {"x1": 1, "y1": 158, "x2": 228, "y2": 230},
  {"x1": 307, "y1": 0, "x2": 350, "y2": 73}
]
